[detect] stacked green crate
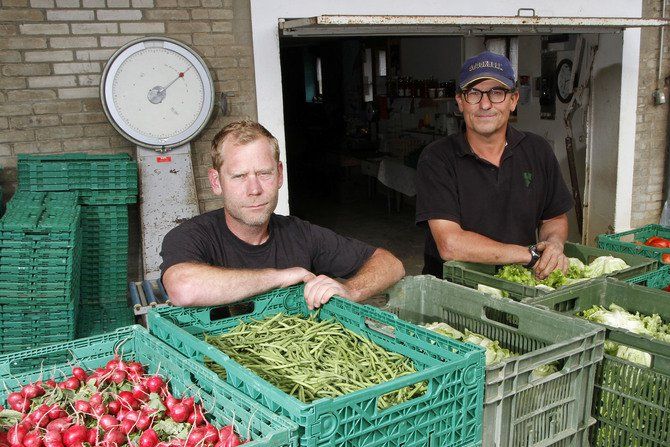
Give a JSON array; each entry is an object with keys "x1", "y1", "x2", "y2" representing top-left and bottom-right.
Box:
[
  {"x1": 0, "y1": 191, "x2": 81, "y2": 354},
  {"x1": 77, "y1": 204, "x2": 134, "y2": 336},
  {"x1": 17, "y1": 154, "x2": 137, "y2": 337},
  {"x1": 18, "y1": 153, "x2": 137, "y2": 196}
]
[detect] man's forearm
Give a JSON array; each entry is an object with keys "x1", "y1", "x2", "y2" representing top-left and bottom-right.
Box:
[
  {"x1": 446, "y1": 231, "x2": 531, "y2": 264},
  {"x1": 343, "y1": 248, "x2": 405, "y2": 301},
  {"x1": 163, "y1": 263, "x2": 309, "y2": 306},
  {"x1": 539, "y1": 214, "x2": 569, "y2": 246},
  {"x1": 429, "y1": 220, "x2": 531, "y2": 265}
]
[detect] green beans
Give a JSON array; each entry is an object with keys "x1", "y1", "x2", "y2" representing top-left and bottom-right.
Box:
[{"x1": 204, "y1": 314, "x2": 426, "y2": 409}]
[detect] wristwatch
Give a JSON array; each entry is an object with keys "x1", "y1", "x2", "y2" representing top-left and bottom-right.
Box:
[{"x1": 524, "y1": 244, "x2": 541, "y2": 269}]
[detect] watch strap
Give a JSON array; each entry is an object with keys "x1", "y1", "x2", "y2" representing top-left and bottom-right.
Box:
[{"x1": 524, "y1": 245, "x2": 541, "y2": 269}]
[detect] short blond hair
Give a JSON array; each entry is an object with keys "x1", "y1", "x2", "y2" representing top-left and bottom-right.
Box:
[{"x1": 211, "y1": 120, "x2": 280, "y2": 171}]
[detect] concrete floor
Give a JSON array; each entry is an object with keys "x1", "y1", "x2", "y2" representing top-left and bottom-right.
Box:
[{"x1": 291, "y1": 186, "x2": 425, "y2": 277}]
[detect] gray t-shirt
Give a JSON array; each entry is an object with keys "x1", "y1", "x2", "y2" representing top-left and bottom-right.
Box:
[{"x1": 160, "y1": 209, "x2": 375, "y2": 278}]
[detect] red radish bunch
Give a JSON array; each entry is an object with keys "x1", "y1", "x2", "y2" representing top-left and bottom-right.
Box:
[{"x1": 0, "y1": 357, "x2": 245, "y2": 447}]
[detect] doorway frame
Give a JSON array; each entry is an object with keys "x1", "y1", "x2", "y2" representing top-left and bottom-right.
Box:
[{"x1": 250, "y1": 0, "x2": 645, "y2": 233}]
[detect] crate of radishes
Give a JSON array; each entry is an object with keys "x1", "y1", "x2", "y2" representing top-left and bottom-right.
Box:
[{"x1": 0, "y1": 325, "x2": 298, "y2": 447}]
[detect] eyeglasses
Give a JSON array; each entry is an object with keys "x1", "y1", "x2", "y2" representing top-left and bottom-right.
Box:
[{"x1": 462, "y1": 88, "x2": 512, "y2": 104}]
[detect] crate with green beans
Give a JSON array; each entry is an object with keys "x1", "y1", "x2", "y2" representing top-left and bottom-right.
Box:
[
  {"x1": 0, "y1": 325, "x2": 299, "y2": 447},
  {"x1": 529, "y1": 277, "x2": 670, "y2": 447},
  {"x1": 443, "y1": 241, "x2": 657, "y2": 302},
  {"x1": 147, "y1": 285, "x2": 486, "y2": 447},
  {"x1": 384, "y1": 275, "x2": 604, "y2": 447},
  {"x1": 597, "y1": 224, "x2": 670, "y2": 264}
]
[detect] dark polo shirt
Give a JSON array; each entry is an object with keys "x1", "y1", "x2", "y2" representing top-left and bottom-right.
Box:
[{"x1": 416, "y1": 126, "x2": 573, "y2": 277}]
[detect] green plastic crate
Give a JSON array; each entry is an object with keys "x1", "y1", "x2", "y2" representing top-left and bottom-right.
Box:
[
  {"x1": 76, "y1": 306, "x2": 135, "y2": 338},
  {"x1": 78, "y1": 300, "x2": 132, "y2": 314},
  {"x1": 0, "y1": 280, "x2": 71, "y2": 292},
  {"x1": 16, "y1": 154, "x2": 138, "y2": 206},
  {"x1": 0, "y1": 325, "x2": 299, "y2": 447},
  {"x1": 0, "y1": 289, "x2": 77, "y2": 304},
  {"x1": 18, "y1": 153, "x2": 138, "y2": 192},
  {"x1": 79, "y1": 192, "x2": 137, "y2": 205},
  {"x1": 0, "y1": 191, "x2": 81, "y2": 354},
  {"x1": 597, "y1": 224, "x2": 670, "y2": 263},
  {"x1": 81, "y1": 207, "x2": 128, "y2": 219},
  {"x1": 80, "y1": 293, "x2": 128, "y2": 303},
  {"x1": 626, "y1": 264, "x2": 670, "y2": 290},
  {"x1": 80, "y1": 280, "x2": 128, "y2": 294},
  {"x1": 528, "y1": 277, "x2": 670, "y2": 447},
  {"x1": 443, "y1": 241, "x2": 658, "y2": 302},
  {"x1": 148, "y1": 285, "x2": 486, "y2": 447},
  {"x1": 384, "y1": 275, "x2": 604, "y2": 447},
  {"x1": 0, "y1": 238, "x2": 76, "y2": 249},
  {"x1": 0, "y1": 303, "x2": 76, "y2": 321},
  {"x1": 0, "y1": 322, "x2": 77, "y2": 339},
  {"x1": 0, "y1": 269, "x2": 79, "y2": 283},
  {"x1": 80, "y1": 280, "x2": 128, "y2": 290},
  {"x1": 0, "y1": 334, "x2": 75, "y2": 354}
]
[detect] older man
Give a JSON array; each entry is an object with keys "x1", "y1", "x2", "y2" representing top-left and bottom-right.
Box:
[
  {"x1": 416, "y1": 51, "x2": 573, "y2": 279},
  {"x1": 161, "y1": 120, "x2": 404, "y2": 309}
]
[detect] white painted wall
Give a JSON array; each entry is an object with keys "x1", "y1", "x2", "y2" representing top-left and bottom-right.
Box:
[
  {"x1": 516, "y1": 36, "x2": 587, "y2": 243},
  {"x1": 250, "y1": 0, "x2": 642, "y2": 232},
  {"x1": 615, "y1": 27, "x2": 642, "y2": 232},
  {"x1": 586, "y1": 33, "x2": 624, "y2": 244}
]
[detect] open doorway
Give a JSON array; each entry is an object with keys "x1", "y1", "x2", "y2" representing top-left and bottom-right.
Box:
[
  {"x1": 280, "y1": 36, "x2": 434, "y2": 275},
  {"x1": 278, "y1": 31, "x2": 619, "y2": 273}
]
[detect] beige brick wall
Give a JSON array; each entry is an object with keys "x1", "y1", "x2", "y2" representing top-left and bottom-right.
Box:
[
  {"x1": 631, "y1": 0, "x2": 670, "y2": 227},
  {"x1": 0, "y1": 0, "x2": 257, "y2": 212}
]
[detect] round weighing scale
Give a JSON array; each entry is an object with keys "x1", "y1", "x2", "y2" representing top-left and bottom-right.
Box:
[
  {"x1": 101, "y1": 37, "x2": 214, "y2": 150},
  {"x1": 101, "y1": 37, "x2": 215, "y2": 280}
]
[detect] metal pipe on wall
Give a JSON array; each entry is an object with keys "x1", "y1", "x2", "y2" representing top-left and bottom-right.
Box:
[
  {"x1": 658, "y1": 0, "x2": 666, "y2": 89},
  {"x1": 658, "y1": 1, "x2": 670, "y2": 225}
]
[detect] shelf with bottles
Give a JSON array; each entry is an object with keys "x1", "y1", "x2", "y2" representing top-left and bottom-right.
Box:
[{"x1": 387, "y1": 76, "x2": 457, "y2": 100}]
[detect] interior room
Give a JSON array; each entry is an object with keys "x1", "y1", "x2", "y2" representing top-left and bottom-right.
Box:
[{"x1": 278, "y1": 33, "x2": 616, "y2": 273}]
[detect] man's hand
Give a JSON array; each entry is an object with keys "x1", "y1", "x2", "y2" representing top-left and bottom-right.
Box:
[
  {"x1": 533, "y1": 240, "x2": 569, "y2": 280},
  {"x1": 303, "y1": 275, "x2": 351, "y2": 310},
  {"x1": 277, "y1": 267, "x2": 315, "y2": 288}
]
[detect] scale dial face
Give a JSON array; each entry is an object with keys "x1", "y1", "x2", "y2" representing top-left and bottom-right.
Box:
[{"x1": 101, "y1": 38, "x2": 214, "y2": 150}]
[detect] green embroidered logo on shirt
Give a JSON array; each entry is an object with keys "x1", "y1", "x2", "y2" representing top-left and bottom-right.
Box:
[{"x1": 523, "y1": 171, "x2": 533, "y2": 187}]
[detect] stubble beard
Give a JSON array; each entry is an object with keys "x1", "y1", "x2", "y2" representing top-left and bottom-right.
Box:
[
  {"x1": 224, "y1": 194, "x2": 278, "y2": 228},
  {"x1": 469, "y1": 111, "x2": 508, "y2": 138}
]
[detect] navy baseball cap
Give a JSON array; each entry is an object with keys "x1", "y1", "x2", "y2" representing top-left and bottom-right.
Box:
[{"x1": 459, "y1": 51, "x2": 516, "y2": 90}]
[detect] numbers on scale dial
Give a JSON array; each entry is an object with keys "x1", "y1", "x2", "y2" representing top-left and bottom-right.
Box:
[{"x1": 111, "y1": 47, "x2": 205, "y2": 140}]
